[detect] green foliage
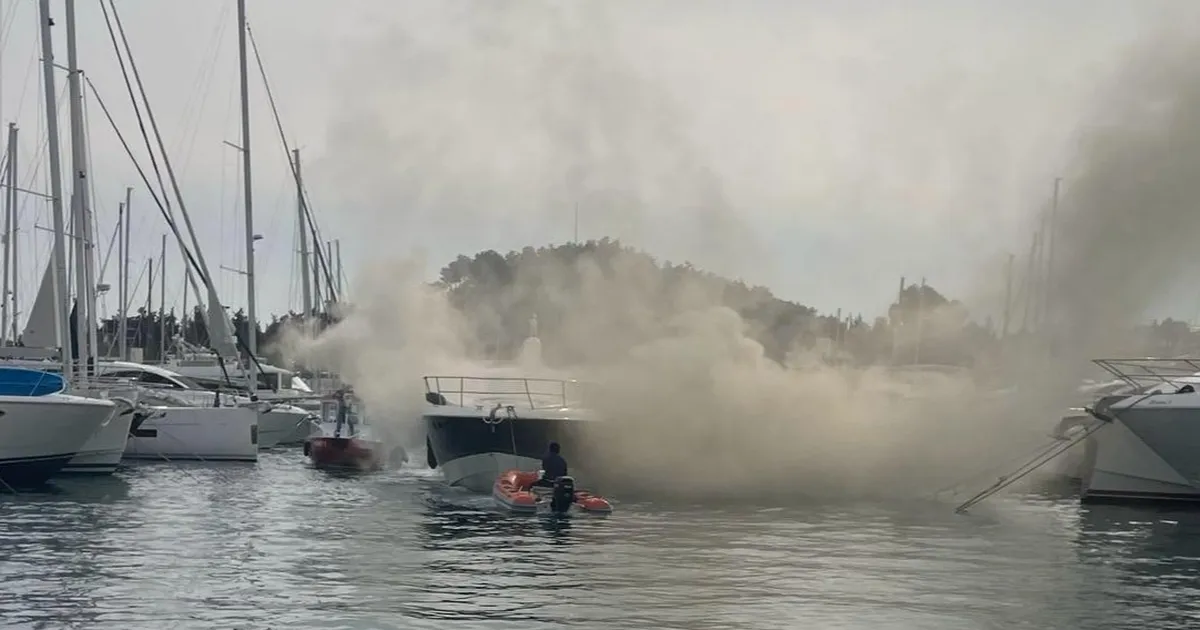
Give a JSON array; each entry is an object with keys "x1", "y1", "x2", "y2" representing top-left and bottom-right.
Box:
[{"x1": 89, "y1": 242, "x2": 1200, "y2": 374}]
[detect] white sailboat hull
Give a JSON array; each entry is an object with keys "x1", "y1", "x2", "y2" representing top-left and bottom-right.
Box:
[
  {"x1": 124, "y1": 407, "x2": 259, "y2": 462},
  {"x1": 61, "y1": 407, "x2": 134, "y2": 474},
  {"x1": 257, "y1": 406, "x2": 313, "y2": 447},
  {"x1": 61, "y1": 386, "x2": 140, "y2": 475}
]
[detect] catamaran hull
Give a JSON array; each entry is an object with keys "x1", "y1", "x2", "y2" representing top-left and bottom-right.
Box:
[
  {"x1": 0, "y1": 394, "x2": 117, "y2": 488},
  {"x1": 124, "y1": 407, "x2": 259, "y2": 462}
]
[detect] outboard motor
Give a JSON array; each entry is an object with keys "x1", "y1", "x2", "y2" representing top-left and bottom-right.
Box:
[{"x1": 550, "y1": 476, "x2": 576, "y2": 514}]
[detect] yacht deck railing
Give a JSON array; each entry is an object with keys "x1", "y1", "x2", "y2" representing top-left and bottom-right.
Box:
[
  {"x1": 423, "y1": 375, "x2": 586, "y2": 410},
  {"x1": 1092, "y1": 357, "x2": 1200, "y2": 391}
]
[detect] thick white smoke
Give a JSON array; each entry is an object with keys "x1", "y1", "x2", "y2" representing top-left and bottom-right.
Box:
[{"x1": 278, "y1": 2, "x2": 1199, "y2": 500}]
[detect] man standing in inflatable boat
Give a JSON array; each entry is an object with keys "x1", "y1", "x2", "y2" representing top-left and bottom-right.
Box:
[{"x1": 534, "y1": 441, "x2": 568, "y2": 488}]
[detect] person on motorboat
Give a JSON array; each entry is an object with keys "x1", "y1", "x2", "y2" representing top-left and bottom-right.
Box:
[{"x1": 534, "y1": 441, "x2": 567, "y2": 488}]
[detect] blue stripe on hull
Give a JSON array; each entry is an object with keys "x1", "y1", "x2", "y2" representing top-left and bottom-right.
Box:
[{"x1": 0, "y1": 453, "x2": 77, "y2": 489}]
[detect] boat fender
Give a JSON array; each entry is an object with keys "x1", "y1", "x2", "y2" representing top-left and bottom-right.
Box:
[{"x1": 426, "y1": 436, "x2": 438, "y2": 468}]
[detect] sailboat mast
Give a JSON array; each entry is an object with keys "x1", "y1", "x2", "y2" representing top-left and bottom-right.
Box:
[
  {"x1": 1, "y1": 123, "x2": 15, "y2": 344},
  {"x1": 8, "y1": 126, "x2": 16, "y2": 344},
  {"x1": 117, "y1": 199, "x2": 126, "y2": 359},
  {"x1": 65, "y1": 0, "x2": 91, "y2": 383},
  {"x1": 236, "y1": 0, "x2": 258, "y2": 393},
  {"x1": 335, "y1": 239, "x2": 343, "y2": 300},
  {"x1": 36, "y1": 0, "x2": 72, "y2": 376},
  {"x1": 158, "y1": 233, "x2": 165, "y2": 362},
  {"x1": 120, "y1": 187, "x2": 131, "y2": 357},
  {"x1": 294, "y1": 148, "x2": 312, "y2": 315}
]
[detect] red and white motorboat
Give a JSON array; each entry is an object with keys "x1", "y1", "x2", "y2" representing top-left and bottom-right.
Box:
[
  {"x1": 304, "y1": 388, "x2": 399, "y2": 472},
  {"x1": 493, "y1": 468, "x2": 613, "y2": 515}
]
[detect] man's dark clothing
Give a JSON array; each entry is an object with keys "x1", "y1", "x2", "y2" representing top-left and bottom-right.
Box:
[{"x1": 541, "y1": 452, "x2": 568, "y2": 480}]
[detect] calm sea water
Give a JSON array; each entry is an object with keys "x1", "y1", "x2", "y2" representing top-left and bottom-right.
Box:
[{"x1": 2, "y1": 451, "x2": 1199, "y2": 629}]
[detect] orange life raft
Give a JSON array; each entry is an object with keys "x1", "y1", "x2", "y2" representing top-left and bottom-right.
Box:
[{"x1": 492, "y1": 469, "x2": 613, "y2": 515}]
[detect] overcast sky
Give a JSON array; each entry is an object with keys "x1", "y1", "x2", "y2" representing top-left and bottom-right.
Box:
[{"x1": 0, "y1": 0, "x2": 1190, "y2": 327}]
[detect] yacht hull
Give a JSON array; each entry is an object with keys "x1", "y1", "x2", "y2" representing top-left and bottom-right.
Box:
[
  {"x1": 257, "y1": 406, "x2": 313, "y2": 447},
  {"x1": 61, "y1": 408, "x2": 135, "y2": 475},
  {"x1": 1082, "y1": 402, "x2": 1200, "y2": 503},
  {"x1": 124, "y1": 407, "x2": 259, "y2": 462},
  {"x1": 0, "y1": 394, "x2": 118, "y2": 488},
  {"x1": 424, "y1": 409, "x2": 592, "y2": 493}
]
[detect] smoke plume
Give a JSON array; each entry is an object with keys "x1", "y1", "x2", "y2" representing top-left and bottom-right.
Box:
[{"x1": 280, "y1": 2, "x2": 1199, "y2": 500}]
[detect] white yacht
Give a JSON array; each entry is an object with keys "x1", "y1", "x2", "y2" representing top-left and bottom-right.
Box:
[
  {"x1": 422, "y1": 374, "x2": 599, "y2": 492},
  {"x1": 61, "y1": 384, "x2": 140, "y2": 475},
  {"x1": 1067, "y1": 359, "x2": 1200, "y2": 503},
  {"x1": 0, "y1": 366, "x2": 118, "y2": 487},
  {"x1": 96, "y1": 361, "x2": 313, "y2": 449}
]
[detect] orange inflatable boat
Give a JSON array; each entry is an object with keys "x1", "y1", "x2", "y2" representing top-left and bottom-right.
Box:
[{"x1": 492, "y1": 469, "x2": 613, "y2": 515}]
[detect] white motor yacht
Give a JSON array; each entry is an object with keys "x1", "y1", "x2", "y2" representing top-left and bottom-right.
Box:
[
  {"x1": 0, "y1": 366, "x2": 118, "y2": 487},
  {"x1": 421, "y1": 374, "x2": 599, "y2": 493}
]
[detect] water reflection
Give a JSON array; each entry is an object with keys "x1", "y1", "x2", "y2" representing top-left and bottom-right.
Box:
[
  {"x1": 6, "y1": 456, "x2": 1200, "y2": 628},
  {"x1": 1074, "y1": 505, "x2": 1200, "y2": 629}
]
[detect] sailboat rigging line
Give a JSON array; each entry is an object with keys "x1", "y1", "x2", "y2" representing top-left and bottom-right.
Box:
[
  {"x1": 105, "y1": 1, "x2": 275, "y2": 394},
  {"x1": 100, "y1": 1, "x2": 242, "y2": 389},
  {"x1": 171, "y1": 2, "x2": 230, "y2": 175},
  {"x1": 245, "y1": 23, "x2": 337, "y2": 302},
  {"x1": 82, "y1": 78, "x2": 199, "y2": 284},
  {"x1": 97, "y1": 0, "x2": 173, "y2": 223}
]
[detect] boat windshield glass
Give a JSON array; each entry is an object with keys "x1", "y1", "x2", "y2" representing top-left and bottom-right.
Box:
[{"x1": 320, "y1": 400, "x2": 364, "y2": 425}]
